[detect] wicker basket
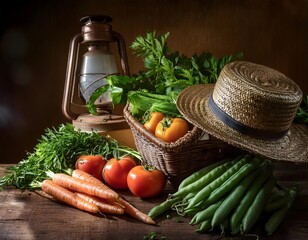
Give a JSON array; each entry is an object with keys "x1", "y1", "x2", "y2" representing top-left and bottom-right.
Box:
[{"x1": 123, "y1": 103, "x2": 238, "y2": 186}]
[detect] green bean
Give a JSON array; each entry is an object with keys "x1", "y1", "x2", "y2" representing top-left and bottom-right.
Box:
[
  {"x1": 203, "y1": 157, "x2": 263, "y2": 210},
  {"x1": 186, "y1": 155, "x2": 257, "y2": 209},
  {"x1": 266, "y1": 189, "x2": 287, "y2": 205},
  {"x1": 190, "y1": 199, "x2": 224, "y2": 225},
  {"x1": 211, "y1": 165, "x2": 262, "y2": 228},
  {"x1": 265, "y1": 186, "x2": 301, "y2": 235},
  {"x1": 241, "y1": 175, "x2": 277, "y2": 234},
  {"x1": 263, "y1": 190, "x2": 291, "y2": 213},
  {"x1": 195, "y1": 220, "x2": 212, "y2": 233},
  {"x1": 183, "y1": 192, "x2": 195, "y2": 201},
  {"x1": 184, "y1": 202, "x2": 206, "y2": 217},
  {"x1": 172, "y1": 154, "x2": 249, "y2": 199},
  {"x1": 168, "y1": 192, "x2": 197, "y2": 216},
  {"x1": 229, "y1": 163, "x2": 273, "y2": 234},
  {"x1": 183, "y1": 205, "x2": 202, "y2": 217},
  {"x1": 178, "y1": 156, "x2": 236, "y2": 190},
  {"x1": 148, "y1": 196, "x2": 180, "y2": 219}
]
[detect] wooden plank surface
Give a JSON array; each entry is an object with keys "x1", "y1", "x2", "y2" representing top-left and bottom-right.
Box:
[{"x1": 1, "y1": 162, "x2": 308, "y2": 240}]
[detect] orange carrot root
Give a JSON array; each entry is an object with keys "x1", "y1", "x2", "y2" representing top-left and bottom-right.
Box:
[
  {"x1": 41, "y1": 179, "x2": 99, "y2": 214},
  {"x1": 72, "y1": 169, "x2": 120, "y2": 200},
  {"x1": 118, "y1": 197, "x2": 156, "y2": 225},
  {"x1": 71, "y1": 169, "x2": 156, "y2": 225},
  {"x1": 51, "y1": 173, "x2": 119, "y2": 201},
  {"x1": 75, "y1": 192, "x2": 124, "y2": 215},
  {"x1": 72, "y1": 169, "x2": 103, "y2": 185}
]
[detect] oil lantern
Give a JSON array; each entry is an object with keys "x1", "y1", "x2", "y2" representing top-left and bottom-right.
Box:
[{"x1": 62, "y1": 15, "x2": 134, "y2": 147}]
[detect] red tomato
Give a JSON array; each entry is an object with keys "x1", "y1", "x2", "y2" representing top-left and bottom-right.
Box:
[
  {"x1": 144, "y1": 112, "x2": 164, "y2": 134},
  {"x1": 103, "y1": 155, "x2": 137, "y2": 189},
  {"x1": 127, "y1": 165, "x2": 166, "y2": 198},
  {"x1": 75, "y1": 155, "x2": 107, "y2": 181},
  {"x1": 155, "y1": 117, "x2": 189, "y2": 143}
]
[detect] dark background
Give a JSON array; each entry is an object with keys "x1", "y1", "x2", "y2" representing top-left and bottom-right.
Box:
[{"x1": 1, "y1": 0, "x2": 307, "y2": 164}]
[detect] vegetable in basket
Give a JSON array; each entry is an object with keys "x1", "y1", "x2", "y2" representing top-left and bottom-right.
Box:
[
  {"x1": 87, "y1": 31, "x2": 243, "y2": 117},
  {"x1": 143, "y1": 110, "x2": 190, "y2": 142},
  {"x1": 127, "y1": 91, "x2": 181, "y2": 118},
  {"x1": 144, "y1": 112, "x2": 164, "y2": 134},
  {"x1": 155, "y1": 116, "x2": 189, "y2": 143}
]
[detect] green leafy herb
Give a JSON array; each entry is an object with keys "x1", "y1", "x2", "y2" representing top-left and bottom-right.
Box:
[
  {"x1": 87, "y1": 31, "x2": 243, "y2": 115},
  {"x1": 128, "y1": 91, "x2": 180, "y2": 119},
  {"x1": 294, "y1": 94, "x2": 308, "y2": 124},
  {"x1": 0, "y1": 123, "x2": 140, "y2": 190},
  {"x1": 130, "y1": 31, "x2": 243, "y2": 94}
]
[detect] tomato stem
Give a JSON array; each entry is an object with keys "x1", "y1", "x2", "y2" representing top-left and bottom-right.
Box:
[
  {"x1": 143, "y1": 164, "x2": 156, "y2": 172},
  {"x1": 161, "y1": 116, "x2": 172, "y2": 133}
]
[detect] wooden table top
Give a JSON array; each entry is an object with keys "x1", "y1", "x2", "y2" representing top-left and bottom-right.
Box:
[{"x1": 1, "y1": 162, "x2": 308, "y2": 240}]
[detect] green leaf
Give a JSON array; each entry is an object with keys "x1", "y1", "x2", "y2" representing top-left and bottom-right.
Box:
[
  {"x1": 110, "y1": 86, "x2": 124, "y2": 105},
  {"x1": 87, "y1": 85, "x2": 110, "y2": 115}
]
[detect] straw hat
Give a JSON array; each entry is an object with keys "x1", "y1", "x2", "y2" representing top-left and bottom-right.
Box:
[{"x1": 176, "y1": 61, "x2": 308, "y2": 163}]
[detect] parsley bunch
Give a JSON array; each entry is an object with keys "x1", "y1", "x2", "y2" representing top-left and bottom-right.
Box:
[
  {"x1": 0, "y1": 123, "x2": 139, "y2": 190},
  {"x1": 87, "y1": 31, "x2": 243, "y2": 115}
]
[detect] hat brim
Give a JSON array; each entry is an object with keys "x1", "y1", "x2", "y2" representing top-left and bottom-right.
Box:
[{"x1": 176, "y1": 84, "x2": 308, "y2": 163}]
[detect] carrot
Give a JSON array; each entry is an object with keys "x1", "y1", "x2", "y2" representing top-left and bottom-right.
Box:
[
  {"x1": 75, "y1": 192, "x2": 124, "y2": 215},
  {"x1": 72, "y1": 169, "x2": 156, "y2": 225},
  {"x1": 41, "y1": 179, "x2": 99, "y2": 214},
  {"x1": 72, "y1": 169, "x2": 125, "y2": 208},
  {"x1": 72, "y1": 169, "x2": 105, "y2": 185},
  {"x1": 72, "y1": 169, "x2": 124, "y2": 208},
  {"x1": 118, "y1": 197, "x2": 156, "y2": 225},
  {"x1": 49, "y1": 172, "x2": 119, "y2": 201}
]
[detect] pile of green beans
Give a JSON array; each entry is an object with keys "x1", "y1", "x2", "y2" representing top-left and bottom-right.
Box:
[{"x1": 148, "y1": 154, "x2": 301, "y2": 236}]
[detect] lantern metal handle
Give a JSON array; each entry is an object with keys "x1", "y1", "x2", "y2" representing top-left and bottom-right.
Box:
[
  {"x1": 113, "y1": 31, "x2": 130, "y2": 76},
  {"x1": 62, "y1": 33, "x2": 84, "y2": 120}
]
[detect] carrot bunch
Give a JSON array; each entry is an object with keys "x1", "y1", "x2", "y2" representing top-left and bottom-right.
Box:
[{"x1": 41, "y1": 169, "x2": 155, "y2": 225}]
